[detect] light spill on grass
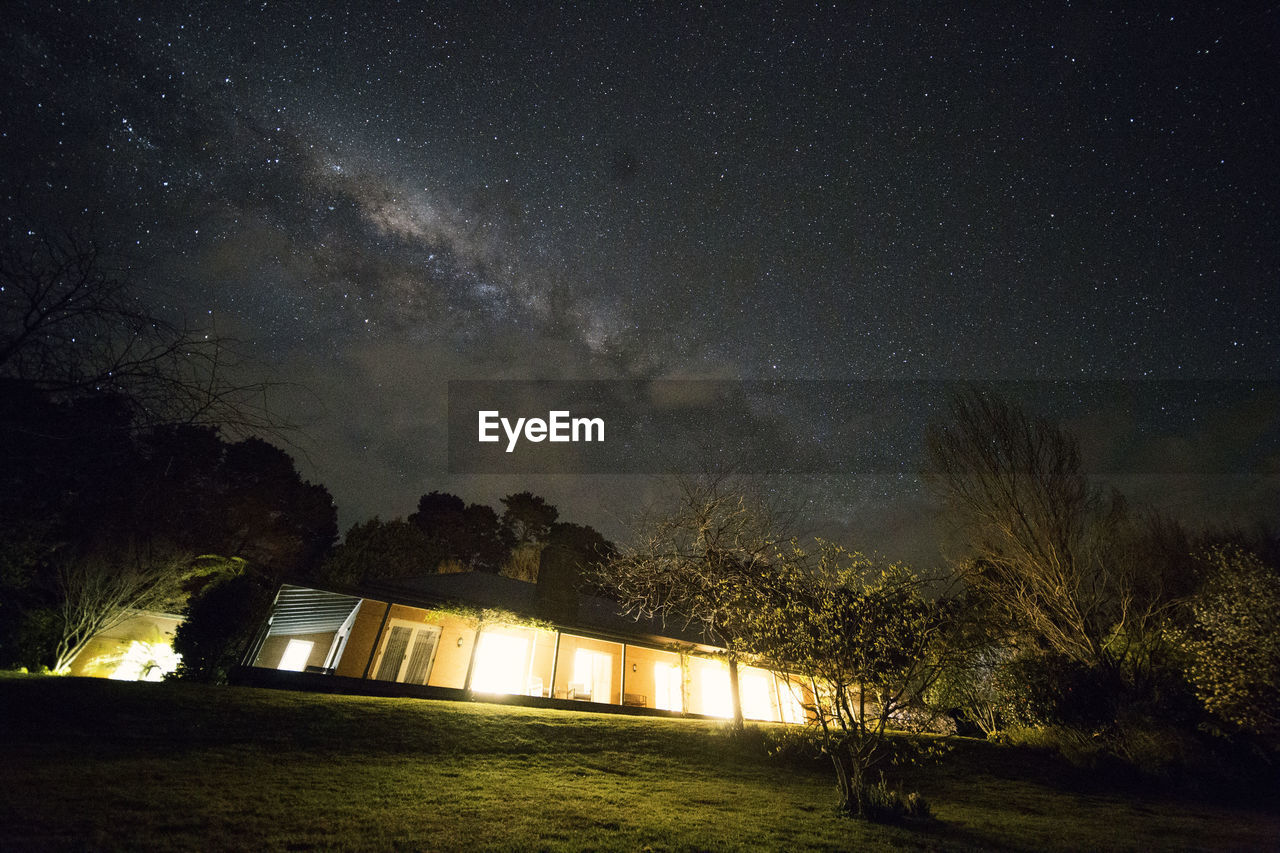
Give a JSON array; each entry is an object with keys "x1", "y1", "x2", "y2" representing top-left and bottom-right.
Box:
[{"x1": 3, "y1": 674, "x2": 1278, "y2": 851}]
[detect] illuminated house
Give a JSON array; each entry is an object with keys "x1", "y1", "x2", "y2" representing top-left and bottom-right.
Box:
[{"x1": 236, "y1": 573, "x2": 814, "y2": 724}]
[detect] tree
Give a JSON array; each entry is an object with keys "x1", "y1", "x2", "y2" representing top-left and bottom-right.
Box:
[
  {"x1": 1, "y1": 228, "x2": 279, "y2": 436},
  {"x1": 536, "y1": 522, "x2": 614, "y2": 621},
  {"x1": 0, "y1": 226, "x2": 329, "y2": 672},
  {"x1": 409, "y1": 491, "x2": 513, "y2": 573},
  {"x1": 923, "y1": 390, "x2": 1176, "y2": 677},
  {"x1": 1174, "y1": 545, "x2": 1280, "y2": 740},
  {"x1": 924, "y1": 595, "x2": 1015, "y2": 737},
  {"x1": 499, "y1": 492, "x2": 560, "y2": 581},
  {"x1": 51, "y1": 542, "x2": 237, "y2": 673},
  {"x1": 740, "y1": 542, "x2": 948, "y2": 819},
  {"x1": 217, "y1": 437, "x2": 337, "y2": 578},
  {"x1": 171, "y1": 572, "x2": 274, "y2": 683},
  {"x1": 317, "y1": 517, "x2": 439, "y2": 587},
  {"x1": 601, "y1": 471, "x2": 781, "y2": 729},
  {"x1": 500, "y1": 491, "x2": 559, "y2": 545}
]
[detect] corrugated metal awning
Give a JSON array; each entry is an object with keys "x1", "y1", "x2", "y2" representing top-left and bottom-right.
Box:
[{"x1": 267, "y1": 585, "x2": 362, "y2": 636}]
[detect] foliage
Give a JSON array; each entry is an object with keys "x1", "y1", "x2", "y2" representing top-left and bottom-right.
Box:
[
  {"x1": 51, "y1": 545, "x2": 237, "y2": 673},
  {"x1": 317, "y1": 517, "x2": 439, "y2": 587},
  {"x1": 409, "y1": 491, "x2": 514, "y2": 573},
  {"x1": 923, "y1": 391, "x2": 1183, "y2": 678},
  {"x1": 171, "y1": 571, "x2": 274, "y2": 683},
  {"x1": 926, "y1": 638, "x2": 1011, "y2": 737},
  {"x1": 216, "y1": 437, "x2": 338, "y2": 577},
  {"x1": 1, "y1": 231, "x2": 335, "y2": 670},
  {"x1": 1172, "y1": 545, "x2": 1280, "y2": 740},
  {"x1": 863, "y1": 774, "x2": 933, "y2": 824},
  {"x1": 535, "y1": 522, "x2": 614, "y2": 621},
  {"x1": 497, "y1": 492, "x2": 562, "y2": 582},
  {"x1": 740, "y1": 541, "x2": 950, "y2": 819},
  {"x1": 994, "y1": 652, "x2": 1126, "y2": 732},
  {"x1": 500, "y1": 491, "x2": 559, "y2": 545},
  {"x1": 501, "y1": 541, "x2": 543, "y2": 582},
  {"x1": 601, "y1": 471, "x2": 782, "y2": 728},
  {"x1": 920, "y1": 389, "x2": 1221, "y2": 768},
  {"x1": 0, "y1": 400, "x2": 334, "y2": 669}
]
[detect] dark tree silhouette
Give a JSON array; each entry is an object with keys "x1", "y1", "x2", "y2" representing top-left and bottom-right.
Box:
[
  {"x1": 500, "y1": 491, "x2": 559, "y2": 545},
  {"x1": 317, "y1": 517, "x2": 440, "y2": 587},
  {"x1": 1, "y1": 228, "x2": 280, "y2": 436},
  {"x1": 409, "y1": 491, "x2": 513, "y2": 573}
]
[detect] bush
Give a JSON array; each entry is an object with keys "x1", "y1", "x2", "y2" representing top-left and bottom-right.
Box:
[
  {"x1": 862, "y1": 774, "x2": 933, "y2": 824},
  {"x1": 171, "y1": 574, "x2": 272, "y2": 683},
  {"x1": 999, "y1": 654, "x2": 1126, "y2": 732}
]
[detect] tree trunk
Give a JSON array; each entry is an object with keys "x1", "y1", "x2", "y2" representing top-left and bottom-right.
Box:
[
  {"x1": 831, "y1": 752, "x2": 854, "y2": 814},
  {"x1": 727, "y1": 652, "x2": 744, "y2": 730},
  {"x1": 831, "y1": 750, "x2": 868, "y2": 817}
]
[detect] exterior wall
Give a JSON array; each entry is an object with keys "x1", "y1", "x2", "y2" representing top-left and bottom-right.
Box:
[
  {"x1": 357, "y1": 603, "x2": 478, "y2": 688},
  {"x1": 424, "y1": 611, "x2": 476, "y2": 689},
  {"x1": 68, "y1": 611, "x2": 183, "y2": 680},
  {"x1": 256, "y1": 631, "x2": 337, "y2": 671},
  {"x1": 333, "y1": 598, "x2": 390, "y2": 679}
]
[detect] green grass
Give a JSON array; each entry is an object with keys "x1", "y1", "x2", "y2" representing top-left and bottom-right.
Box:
[{"x1": 3, "y1": 673, "x2": 1277, "y2": 851}]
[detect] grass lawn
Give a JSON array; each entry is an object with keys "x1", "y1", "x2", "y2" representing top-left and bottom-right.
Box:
[{"x1": 3, "y1": 673, "x2": 1277, "y2": 851}]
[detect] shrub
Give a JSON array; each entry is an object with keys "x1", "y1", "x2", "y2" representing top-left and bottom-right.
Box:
[
  {"x1": 170, "y1": 573, "x2": 272, "y2": 683},
  {"x1": 862, "y1": 774, "x2": 933, "y2": 824}
]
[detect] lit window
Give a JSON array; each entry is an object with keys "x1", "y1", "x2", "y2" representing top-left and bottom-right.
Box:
[
  {"x1": 571, "y1": 648, "x2": 613, "y2": 703},
  {"x1": 699, "y1": 663, "x2": 733, "y2": 718},
  {"x1": 278, "y1": 639, "x2": 314, "y2": 672},
  {"x1": 740, "y1": 668, "x2": 777, "y2": 721},
  {"x1": 471, "y1": 632, "x2": 529, "y2": 694},
  {"x1": 654, "y1": 661, "x2": 683, "y2": 712}
]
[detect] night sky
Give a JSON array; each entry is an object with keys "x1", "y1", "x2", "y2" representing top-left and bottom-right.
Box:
[{"x1": 4, "y1": 2, "x2": 1277, "y2": 562}]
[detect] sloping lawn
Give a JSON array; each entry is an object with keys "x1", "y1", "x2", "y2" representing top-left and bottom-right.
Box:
[{"x1": 3, "y1": 673, "x2": 1277, "y2": 851}]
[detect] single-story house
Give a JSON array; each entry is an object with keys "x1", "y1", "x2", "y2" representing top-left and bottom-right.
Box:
[{"x1": 234, "y1": 572, "x2": 816, "y2": 724}]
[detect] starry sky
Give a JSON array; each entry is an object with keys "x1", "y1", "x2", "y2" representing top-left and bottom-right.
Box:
[{"x1": 3, "y1": 1, "x2": 1277, "y2": 563}]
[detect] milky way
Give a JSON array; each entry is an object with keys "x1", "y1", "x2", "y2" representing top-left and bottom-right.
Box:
[{"x1": 3, "y1": 2, "x2": 1277, "y2": 560}]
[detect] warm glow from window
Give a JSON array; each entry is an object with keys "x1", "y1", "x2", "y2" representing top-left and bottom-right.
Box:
[
  {"x1": 653, "y1": 661, "x2": 683, "y2": 712},
  {"x1": 571, "y1": 648, "x2": 613, "y2": 702},
  {"x1": 777, "y1": 677, "x2": 807, "y2": 724},
  {"x1": 740, "y1": 668, "x2": 778, "y2": 721},
  {"x1": 108, "y1": 641, "x2": 181, "y2": 681},
  {"x1": 699, "y1": 663, "x2": 733, "y2": 718},
  {"x1": 471, "y1": 632, "x2": 529, "y2": 694},
  {"x1": 278, "y1": 639, "x2": 314, "y2": 672}
]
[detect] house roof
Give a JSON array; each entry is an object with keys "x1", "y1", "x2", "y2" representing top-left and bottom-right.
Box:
[{"x1": 360, "y1": 572, "x2": 716, "y2": 650}]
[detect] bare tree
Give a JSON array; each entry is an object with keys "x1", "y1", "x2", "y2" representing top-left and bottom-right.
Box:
[
  {"x1": 1, "y1": 229, "x2": 283, "y2": 437},
  {"x1": 53, "y1": 542, "x2": 237, "y2": 673},
  {"x1": 923, "y1": 390, "x2": 1171, "y2": 674},
  {"x1": 601, "y1": 469, "x2": 785, "y2": 728}
]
